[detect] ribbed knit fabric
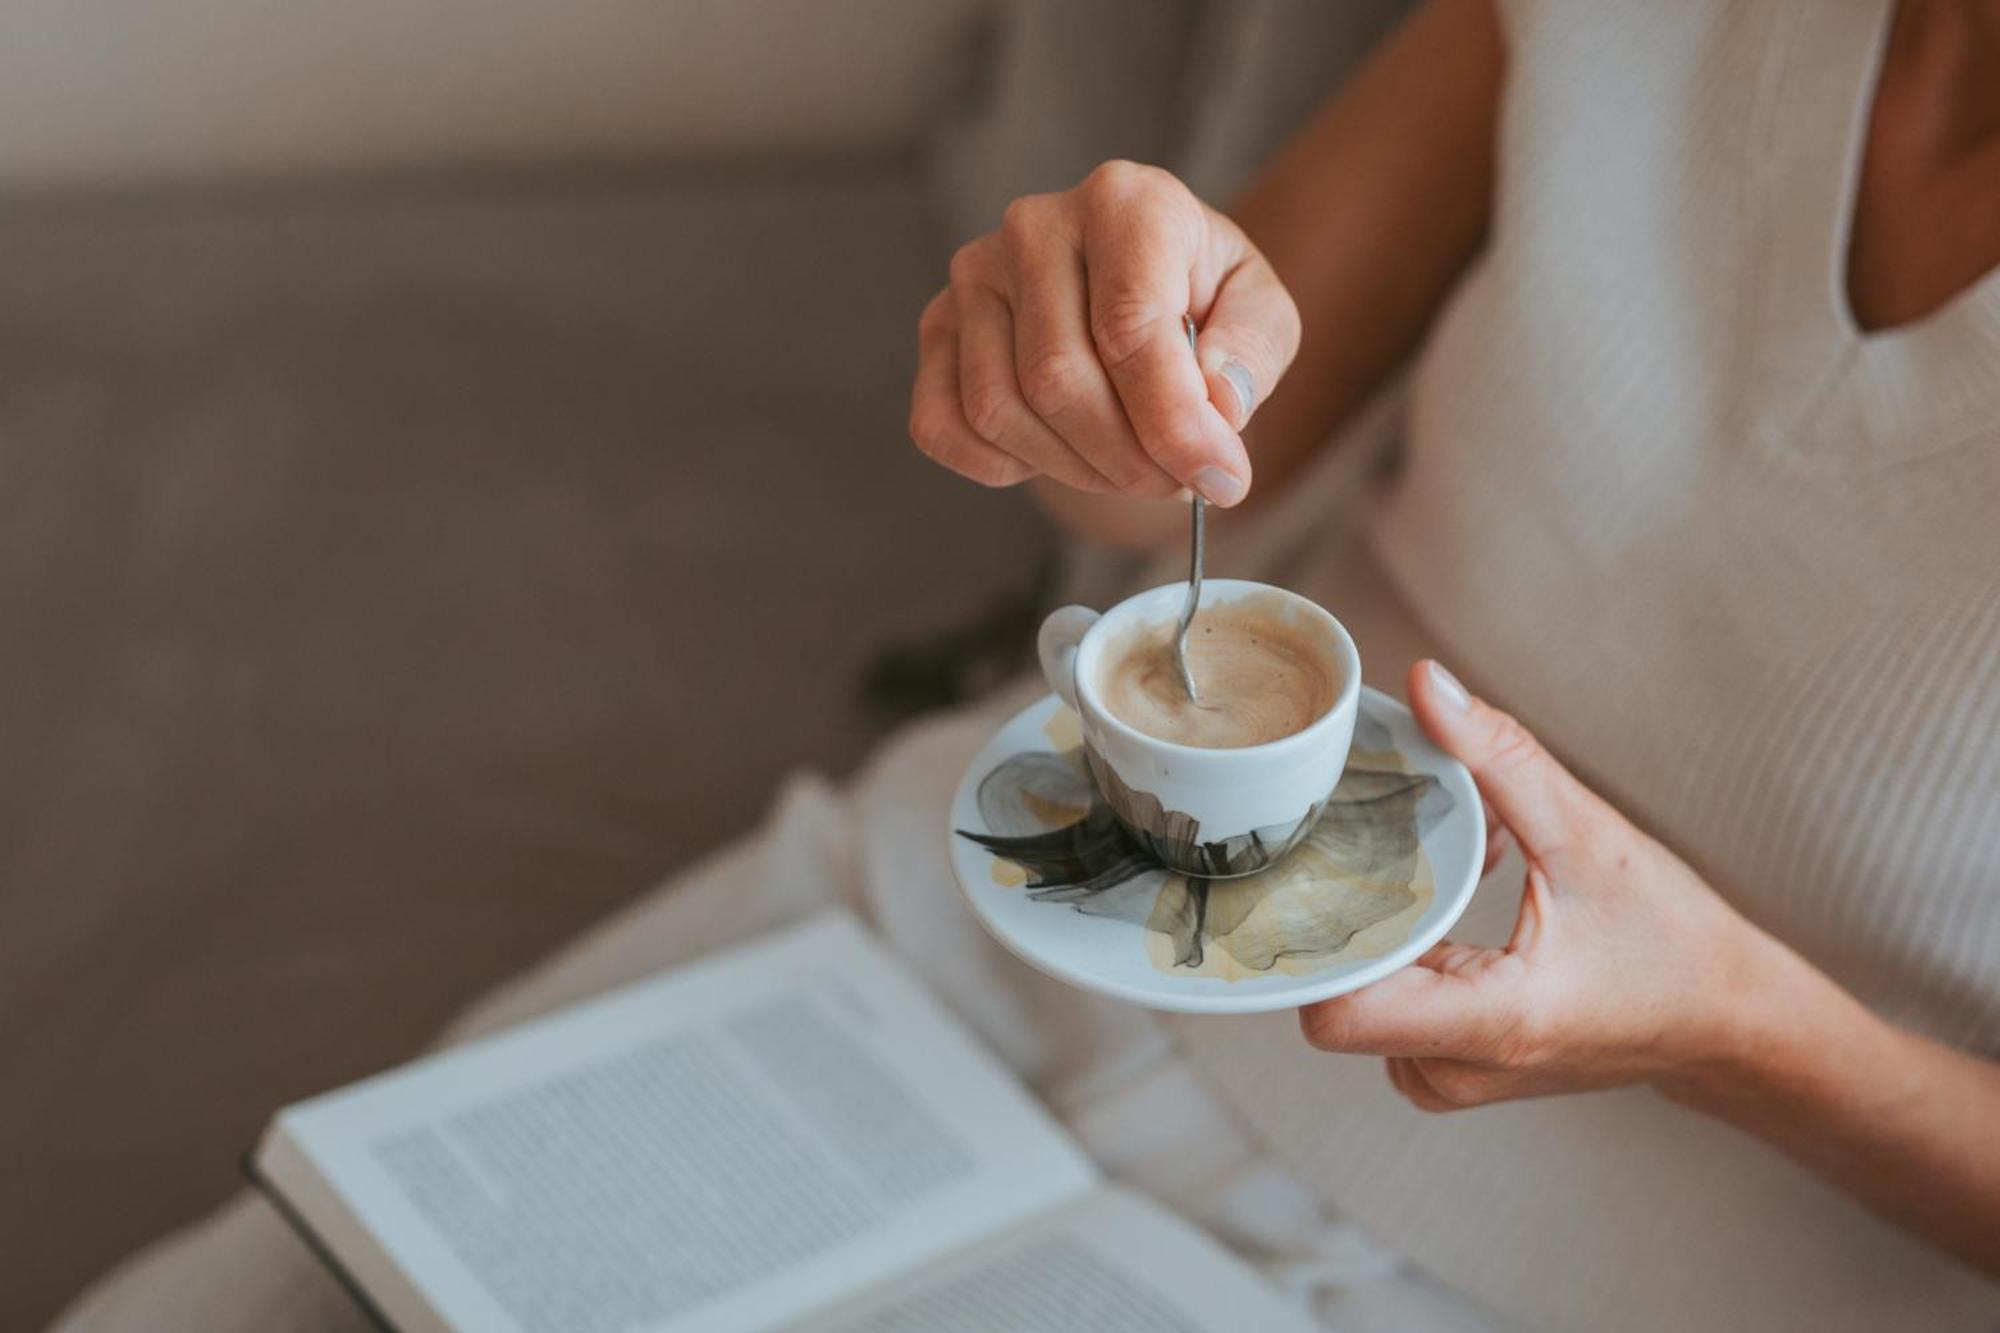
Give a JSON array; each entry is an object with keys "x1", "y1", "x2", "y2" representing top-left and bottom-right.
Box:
[
  {"x1": 1170, "y1": 2, "x2": 2000, "y2": 1329},
  {"x1": 1379, "y1": 0, "x2": 2000, "y2": 1052}
]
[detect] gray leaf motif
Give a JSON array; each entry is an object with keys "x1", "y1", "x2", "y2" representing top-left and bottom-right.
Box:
[
  {"x1": 1082, "y1": 747, "x2": 1310, "y2": 879},
  {"x1": 957, "y1": 738, "x2": 1453, "y2": 976}
]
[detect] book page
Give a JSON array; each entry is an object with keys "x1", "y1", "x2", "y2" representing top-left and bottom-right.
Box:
[
  {"x1": 258, "y1": 911, "x2": 1096, "y2": 1333},
  {"x1": 787, "y1": 1187, "x2": 1321, "y2": 1333}
]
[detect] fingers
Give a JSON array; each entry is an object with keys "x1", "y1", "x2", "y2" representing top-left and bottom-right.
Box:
[
  {"x1": 1386, "y1": 1057, "x2": 1453, "y2": 1112},
  {"x1": 954, "y1": 276, "x2": 1115, "y2": 492},
  {"x1": 1407, "y1": 659, "x2": 1601, "y2": 863},
  {"x1": 1001, "y1": 198, "x2": 1182, "y2": 497},
  {"x1": 1193, "y1": 254, "x2": 1301, "y2": 432},
  {"x1": 1298, "y1": 943, "x2": 1526, "y2": 1061},
  {"x1": 1078, "y1": 164, "x2": 1251, "y2": 504},
  {"x1": 909, "y1": 291, "x2": 1035, "y2": 488},
  {"x1": 1387, "y1": 1056, "x2": 1515, "y2": 1113},
  {"x1": 1412, "y1": 938, "x2": 1494, "y2": 974}
]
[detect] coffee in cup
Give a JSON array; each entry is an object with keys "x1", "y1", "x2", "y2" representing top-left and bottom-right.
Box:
[{"x1": 1095, "y1": 594, "x2": 1342, "y2": 749}]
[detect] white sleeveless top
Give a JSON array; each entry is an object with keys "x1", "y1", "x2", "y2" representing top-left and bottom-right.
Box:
[
  {"x1": 1172, "y1": 2, "x2": 2000, "y2": 1328},
  {"x1": 1384, "y1": 0, "x2": 2000, "y2": 1051}
]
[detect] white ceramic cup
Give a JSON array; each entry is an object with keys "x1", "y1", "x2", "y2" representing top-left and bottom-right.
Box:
[{"x1": 1037, "y1": 579, "x2": 1362, "y2": 878}]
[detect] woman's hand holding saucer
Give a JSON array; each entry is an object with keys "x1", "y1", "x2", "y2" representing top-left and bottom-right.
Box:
[{"x1": 1301, "y1": 660, "x2": 1832, "y2": 1112}]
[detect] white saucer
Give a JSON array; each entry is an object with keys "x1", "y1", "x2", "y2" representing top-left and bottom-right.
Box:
[{"x1": 947, "y1": 689, "x2": 1485, "y2": 1014}]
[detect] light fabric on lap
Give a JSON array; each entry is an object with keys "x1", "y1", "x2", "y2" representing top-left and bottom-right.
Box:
[{"x1": 55, "y1": 697, "x2": 1502, "y2": 1333}]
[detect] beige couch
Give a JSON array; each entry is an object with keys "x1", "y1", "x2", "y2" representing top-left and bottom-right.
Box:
[
  {"x1": 0, "y1": 3, "x2": 1402, "y2": 1326},
  {"x1": 0, "y1": 0, "x2": 987, "y2": 186}
]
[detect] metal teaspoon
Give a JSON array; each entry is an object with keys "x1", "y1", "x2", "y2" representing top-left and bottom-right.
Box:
[{"x1": 1172, "y1": 314, "x2": 1205, "y2": 705}]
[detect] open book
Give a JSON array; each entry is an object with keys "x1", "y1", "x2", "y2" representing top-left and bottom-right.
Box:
[{"x1": 251, "y1": 911, "x2": 1320, "y2": 1333}]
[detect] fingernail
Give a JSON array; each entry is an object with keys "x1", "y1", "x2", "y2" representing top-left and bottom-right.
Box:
[
  {"x1": 1219, "y1": 359, "x2": 1256, "y2": 424},
  {"x1": 1193, "y1": 466, "x2": 1245, "y2": 506},
  {"x1": 1427, "y1": 661, "x2": 1470, "y2": 711}
]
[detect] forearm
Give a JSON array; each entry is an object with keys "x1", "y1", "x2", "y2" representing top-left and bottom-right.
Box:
[
  {"x1": 1032, "y1": 0, "x2": 1501, "y2": 550},
  {"x1": 1229, "y1": 0, "x2": 1500, "y2": 496},
  {"x1": 1669, "y1": 936, "x2": 2000, "y2": 1276}
]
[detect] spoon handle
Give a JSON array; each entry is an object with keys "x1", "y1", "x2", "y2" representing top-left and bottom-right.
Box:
[
  {"x1": 1173, "y1": 315, "x2": 1205, "y2": 704},
  {"x1": 1175, "y1": 496, "x2": 1205, "y2": 702}
]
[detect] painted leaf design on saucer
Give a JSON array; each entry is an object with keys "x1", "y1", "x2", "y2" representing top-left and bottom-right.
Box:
[
  {"x1": 1080, "y1": 746, "x2": 1322, "y2": 878},
  {"x1": 956, "y1": 713, "x2": 1454, "y2": 978}
]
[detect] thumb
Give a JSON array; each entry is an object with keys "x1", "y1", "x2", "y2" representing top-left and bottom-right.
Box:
[
  {"x1": 1407, "y1": 659, "x2": 1596, "y2": 863},
  {"x1": 1194, "y1": 254, "x2": 1300, "y2": 433}
]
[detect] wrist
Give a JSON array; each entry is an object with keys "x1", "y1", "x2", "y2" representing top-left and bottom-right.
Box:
[{"x1": 1660, "y1": 929, "x2": 1891, "y2": 1125}]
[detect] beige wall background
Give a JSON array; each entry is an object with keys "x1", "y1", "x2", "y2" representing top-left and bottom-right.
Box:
[{"x1": 0, "y1": 0, "x2": 988, "y2": 187}]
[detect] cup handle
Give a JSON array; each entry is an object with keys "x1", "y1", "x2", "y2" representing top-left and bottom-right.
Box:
[{"x1": 1037, "y1": 605, "x2": 1100, "y2": 712}]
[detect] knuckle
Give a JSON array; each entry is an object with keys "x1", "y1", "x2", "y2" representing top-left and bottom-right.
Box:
[
  {"x1": 947, "y1": 239, "x2": 993, "y2": 290},
  {"x1": 1254, "y1": 282, "x2": 1302, "y2": 362},
  {"x1": 961, "y1": 380, "x2": 1020, "y2": 443},
  {"x1": 1083, "y1": 158, "x2": 1141, "y2": 198},
  {"x1": 1139, "y1": 429, "x2": 1211, "y2": 481},
  {"x1": 917, "y1": 290, "x2": 953, "y2": 336},
  {"x1": 1403, "y1": 1077, "x2": 1456, "y2": 1115},
  {"x1": 1485, "y1": 711, "x2": 1546, "y2": 778},
  {"x1": 1276, "y1": 285, "x2": 1303, "y2": 353},
  {"x1": 907, "y1": 402, "x2": 948, "y2": 455},
  {"x1": 1300, "y1": 1004, "x2": 1351, "y2": 1052},
  {"x1": 1091, "y1": 454, "x2": 1159, "y2": 493},
  {"x1": 999, "y1": 194, "x2": 1048, "y2": 247},
  {"x1": 1082, "y1": 162, "x2": 1203, "y2": 255},
  {"x1": 1085, "y1": 158, "x2": 1175, "y2": 203},
  {"x1": 1236, "y1": 298, "x2": 1297, "y2": 378},
  {"x1": 1000, "y1": 195, "x2": 1033, "y2": 233},
  {"x1": 1018, "y1": 349, "x2": 1090, "y2": 420},
  {"x1": 1092, "y1": 437, "x2": 1175, "y2": 491},
  {"x1": 1422, "y1": 1063, "x2": 1488, "y2": 1108},
  {"x1": 1090, "y1": 294, "x2": 1164, "y2": 374},
  {"x1": 1223, "y1": 326, "x2": 1283, "y2": 392},
  {"x1": 966, "y1": 454, "x2": 1027, "y2": 488}
]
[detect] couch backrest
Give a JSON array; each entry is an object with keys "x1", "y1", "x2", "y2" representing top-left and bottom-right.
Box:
[{"x1": 0, "y1": 0, "x2": 989, "y2": 188}]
